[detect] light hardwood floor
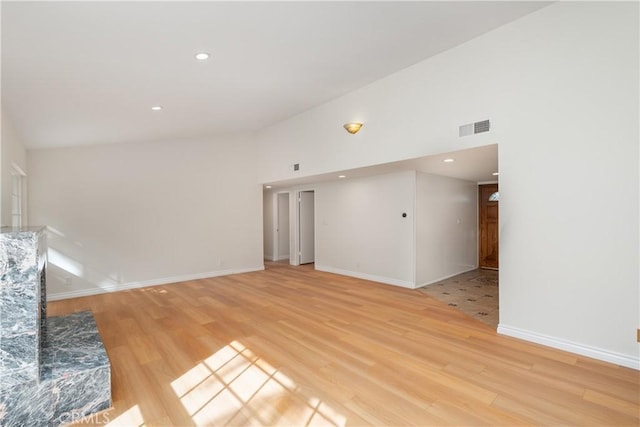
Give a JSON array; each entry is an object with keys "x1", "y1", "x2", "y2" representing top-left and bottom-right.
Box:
[{"x1": 50, "y1": 262, "x2": 639, "y2": 426}]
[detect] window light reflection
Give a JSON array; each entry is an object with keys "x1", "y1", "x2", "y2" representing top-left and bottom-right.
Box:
[
  {"x1": 106, "y1": 404, "x2": 145, "y2": 426},
  {"x1": 171, "y1": 340, "x2": 346, "y2": 426}
]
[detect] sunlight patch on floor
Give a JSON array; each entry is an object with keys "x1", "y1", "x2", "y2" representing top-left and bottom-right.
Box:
[
  {"x1": 171, "y1": 340, "x2": 346, "y2": 426},
  {"x1": 106, "y1": 404, "x2": 145, "y2": 426}
]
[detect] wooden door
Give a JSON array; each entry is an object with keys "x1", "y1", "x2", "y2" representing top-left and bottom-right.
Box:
[{"x1": 479, "y1": 184, "x2": 499, "y2": 269}]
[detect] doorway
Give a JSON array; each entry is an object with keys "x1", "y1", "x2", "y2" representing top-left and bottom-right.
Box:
[
  {"x1": 275, "y1": 193, "x2": 290, "y2": 262},
  {"x1": 479, "y1": 184, "x2": 499, "y2": 269},
  {"x1": 298, "y1": 190, "x2": 315, "y2": 265}
]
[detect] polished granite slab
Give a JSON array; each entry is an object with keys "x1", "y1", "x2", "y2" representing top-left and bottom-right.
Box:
[
  {"x1": 0, "y1": 227, "x2": 46, "y2": 387},
  {"x1": 0, "y1": 311, "x2": 112, "y2": 427},
  {"x1": 1, "y1": 228, "x2": 111, "y2": 426}
]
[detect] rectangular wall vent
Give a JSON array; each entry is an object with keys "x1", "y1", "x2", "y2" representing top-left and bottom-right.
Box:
[
  {"x1": 293, "y1": 163, "x2": 300, "y2": 171},
  {"x1": 474, "y1": 119, "x2": 490, "y2": 134},
  {"x1": 459, "y1": 123, "x2": 474, "y2": 137},
  {"x1": 459, "y1": 119, "x2": 490, "y2": 137}
]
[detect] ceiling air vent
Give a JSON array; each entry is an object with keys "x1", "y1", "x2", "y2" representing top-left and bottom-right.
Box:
[{"x1": 459, "y1": 119, "x2": 490, "y2": 137}]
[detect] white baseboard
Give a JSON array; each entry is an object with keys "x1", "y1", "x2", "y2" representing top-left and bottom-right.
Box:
[
  {"x1": 416, "y1": 266, "x2": 479, "y2": 288},
  {"x1": 497, "y1": 324, "x2": 639, "y2": 370},
  {"x1": 315, "y1": 265, "x2": 415, "y2": 289},
  {"x1": 47, "y1": 266, "x2": 265, "y2": 301},
  {"x1": 276, "y1": 254, "x2": 290, "y2": 261}
]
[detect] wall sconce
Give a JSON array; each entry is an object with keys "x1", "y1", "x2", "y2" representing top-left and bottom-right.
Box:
[{"x1": 343, "y1": 122, "x2": 363, "y2": 134}]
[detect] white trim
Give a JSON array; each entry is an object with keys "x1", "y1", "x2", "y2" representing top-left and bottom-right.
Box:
[
  {"x1": 272, "y1": 192, "x2": 279, "y2": 262},
  {"x1": 415, "y1": 266, "x2": 478, "y2": 288},
  {"x1": 315, "y1": 265, "x2": 415, "y2": 289},
  {"x1": 47, "y1": 266, "x2": 265, "y2": 301},
  {"x1": 497, "y1": 324, "x2": 640, "y2": 370},
  {"x1": 410, "y1": 170, "x2": 417, "y2": 287},
  {"x1": 275, "y1": 254, "x2": 290, "y2": 261}
]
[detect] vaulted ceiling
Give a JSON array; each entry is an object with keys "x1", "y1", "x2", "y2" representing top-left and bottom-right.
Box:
[{"x1": 2, "y1": 1, "x2": 549, "y2": 149}]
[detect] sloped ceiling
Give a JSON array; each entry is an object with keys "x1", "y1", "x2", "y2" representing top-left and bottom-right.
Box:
[{"x1": 2, "y1": 1, "x2": 549, "y2": 149}]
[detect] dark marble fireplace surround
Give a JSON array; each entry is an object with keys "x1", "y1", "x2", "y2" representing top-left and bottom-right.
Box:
[{"x1": 0, "y1": 227, "x2": 111, "y2": 426}]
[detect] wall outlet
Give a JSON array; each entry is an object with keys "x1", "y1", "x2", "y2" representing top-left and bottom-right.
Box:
[{"x1": 64, "y1": 276, "x2": 72, "y2": 287}]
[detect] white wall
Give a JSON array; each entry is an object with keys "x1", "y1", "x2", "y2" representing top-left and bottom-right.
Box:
[
  {"x1": 272, "y1": 170, "x2": 477, "y2": 289},
  {"x1": 416, "y1": 172, "x2": 477, "y2": 286},
  {"x1": 277, "y1": 193, "x2": 290, "y2": 260},
  {"x1": 1, "y1": 110, "x2": 28, "y2": 226},
  {"x1": 263, "y1": 189, "x2": 274, "y2": 260},
  {"x1": 315, "y1": 171, "x2": 416, "y2": 287},
  {"x1": 494, "y1": 2, "x2": 638, "y2": 368},
  {"x1": 262, "y1": 190, "x2": 291, "y2": 262},
  {"x1": 28, "y1": 135, "x2": 264, "y2": 299},
  {"x1": 256, "y1": 2, "x2": 639, "y2": 367}
]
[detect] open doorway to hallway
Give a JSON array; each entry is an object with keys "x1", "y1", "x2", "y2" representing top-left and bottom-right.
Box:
[
  {"x1": 262, "y1": 144, "x2": 499, "y2": 326},
  {"x1": 419, "y1": 179, "x2": 499, "y2": 328},
  {"x1": 414, "y1": 147, "x2": 499, "y2": 328},
  {"x1": 262, "y1": 188, "x2": 316, "y2": 267}
]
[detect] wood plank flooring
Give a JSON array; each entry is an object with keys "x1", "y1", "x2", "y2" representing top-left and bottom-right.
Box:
[{"x1": 48, "y1": 262, "x2": 639, "y2": 426}]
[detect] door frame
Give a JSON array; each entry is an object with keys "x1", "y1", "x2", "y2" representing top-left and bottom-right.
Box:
[
  {"x1": 11, "y1": 163, "x2": 27, "y2": 228},
  {"x1": 478, "y1": 182, "x2": 499, "y2": 269},
  {"x1": 269, "y1": 187, "x2": 316, "y2": 266},
  {"x1": 291, "y1": 187, "x2": 316, "y2": 266},
  {"x1": 273, "y1": 192, "x2": 291, "y2": 262}
]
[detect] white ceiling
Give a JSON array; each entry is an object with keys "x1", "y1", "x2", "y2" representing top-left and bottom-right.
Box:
[
  {"x1": 2, "y1": 1, "x2": 549, "y2": 149},
  {"x1": 265, "y1": 144, "x2": 498, "y2": 188}
]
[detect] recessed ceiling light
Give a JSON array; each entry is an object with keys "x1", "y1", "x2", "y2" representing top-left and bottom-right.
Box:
[
  {"x1": 492, "y1": 172, "x2": 499, "y2": 176},
  {"x1": 265, "y1": 185, "x2": 272, "y2": 189},
  {"x1": 195, "y1": 52, "x2": 210, "y2": 61},
  {"x1": 338, "y1": 175, "x2": 346, "y2": 179},
  {"x1": 151, "y1": 106, "x2": 162, "y2": 111},
  {"x1": 443, "y1": 158, "x2": 455, "y2": 163}
]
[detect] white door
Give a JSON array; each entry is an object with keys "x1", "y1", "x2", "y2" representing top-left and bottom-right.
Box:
[{"x1": 298, "y1": 191, "x2": 315, "y2": 264}]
